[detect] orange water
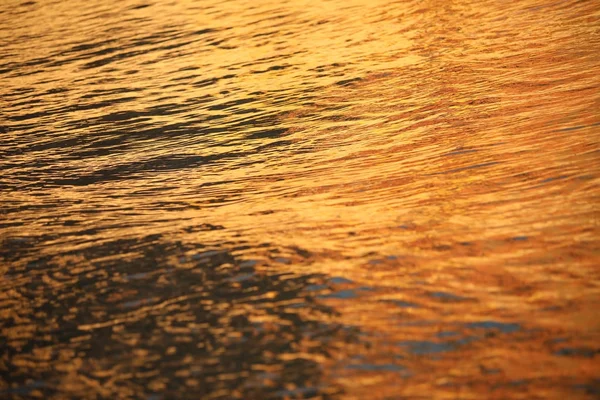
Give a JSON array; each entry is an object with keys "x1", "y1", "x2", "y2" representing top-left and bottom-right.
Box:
[{"x1": 1, "y1": 0, "x2": 599, "y2": 398}]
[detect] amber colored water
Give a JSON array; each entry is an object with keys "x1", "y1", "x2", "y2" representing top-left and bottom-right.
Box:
[{"x1": 1, "y1": 0, "x2": 599, "y2": 398}]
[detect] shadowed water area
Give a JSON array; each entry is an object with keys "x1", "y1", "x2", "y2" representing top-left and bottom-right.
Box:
[{"x1": 1, "y1": 0, "x2": 599, "y2": 398}]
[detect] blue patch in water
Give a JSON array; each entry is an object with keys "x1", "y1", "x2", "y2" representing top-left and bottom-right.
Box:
[
  {"x1": 287, "y1": 302, "x2": 308, "y2": 309},
  {"x1": 121, "y1": 298, "x2": 149, "y2": 309},
  {"x1": 437, "y1": 330, "x2": 459, "y2": 338},
  {"x1": 192, "y1": 250, "x2": 223, "y2": 259},
  {"x1": 0, "y1": 380, "x2": 46, "y2": 395},
  {"x1": 305, "y1": 284, "x2": 327, "y2": 292},
  {"x1": 387, "y1": 300, "x2": 420, "y2": 308},
  {"x1": 444, "y1": 149, "x2": 478, "y2": 156},
  {"x1": 554, "y1": 125, "x2": 585, "y2": 132},
  {"x1": 466, "y1": 321, "x2": 520, "y2": 333},
  {"x1": 320, "y1": 289, "x2": 357, "y2": 299},
  {"x1": 125, "y1": 272, "x2": 149, "y2": 280},
  {"x1": 398, "y1": 340, "x2": 456, "y2": 355},
  {"x1": 428, "y1": 291, "x2": 468, "y2": 301},
  {"x1": 541, "y1": 175, "x2": 568, "y2": 183},
  {"x1": 511, "y1": 236, "x2": 528, "y2": 241},
  {"x1": 329, "y1": 276, "x2": 353, "y2": 284},
  {"x1": 456, "y1": 336, "x2": 478, "y2": 346},
  {"x1": 229, "y1": 272, "x2": 254, "y2": 282},
  {"x1": 345, "y1": 363, "x2": 406, "y2": 372},
  {"x1": 239, "y1": 259, "x2": 257, "y2": 268}
]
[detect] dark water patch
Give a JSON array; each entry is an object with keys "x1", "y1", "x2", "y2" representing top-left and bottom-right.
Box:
[
  {"x1": 554, "y1": 347, "x2": 599, "y2": 358},
  {"x1": 207, "y1": 97, "x2": 256, "y2": 111},
  {"x1": 13, "y1": 152, "x2": 249, "y2": 187},
  {"x1": 1, "y1": 235, "x2": 360, "y2": 398},
  {"x1": 252, "y1": 64, "x2": 291, "y2": 74},
  {"x1": 319, "y1": 289, "x2": 358, "y2": 300},
  {"x1": 10, "y1": 97, "x2": 44, "y2": 108},
  {"x1": 492, "y1": 380, "x2": 529, "y2": 390},
  {"x1": 79, "y1": 36, "x2": 201, "y2": 70},
  {"x1": 130, "y1": 3, "x2": 151, "y2": 10},
  {"x1": 65, "y1": 96, "x2": 140, "y2": 112},
  {"x1": 67, "y1": 39, "x2": 119, "y2": 53},
  {"x1": 385, "y1": 300, "x2": 421, "y2": 308},
  {"x1": 190, "y1": 28, "x2": 220, "y2": 36},
  {"x1": 183, "y1": 223, "x2": 225, "y2": 233},
  {"x1": 8, "y1": 110, "x2": 51, "y2": 122},
  {"x1": 317, "y1": 280, "x2": 373, "y2": 300},
  {"x1": 247, "y1": 127, "x2": 288, "y2": 139},
  {"x1": 171, "y1": 73, "x2": 202, "y2": 82},
  {"x1": 305, "y1": 284, "x2": 328, "y2": 292},
  {"x1": 573, "y1": 379, "x2": 600, "y2": 396},
  {"x1": 427, "y1": 291, "x2": 471, "y2": 302},
  {"x1": 0, "y1": 380, "x2": 47, "y2": 397},
  {"x1": 540, "y1": 175, "x2": 569, "y2": 183},
  {"x1": 345, "y1": 363, "x2": 406, "y2": 372},
  {"x1": 465, "y1": 321, "x2": 521, "y2": 334},
  {"x1": 335, "y1": 77, "x2": 362, "y2": 86},
  {"x1": 437, "y1": 330, "x2": 459, "y2": 338},
  {"x1": 553, "y1": 122, "x2": 600, "y2": 132},
  {"x1": 510, "y1": 236, "x2": 528, "y2": 242},
  {"x1": 398, "y1": 340, "x2": 456, "y2": 355},
  {"x1": 100, "y1": 110, "x2": 148, "y2": 122},
  {"x1": 329, "y1": 277, "x2": 353, "y2": 285},
  {"x1": 193, "y1": 77, "x2": 219, "y2": 88},
  {"x1": 256, "y1": 139, "x2": 294, "y2": 152}
]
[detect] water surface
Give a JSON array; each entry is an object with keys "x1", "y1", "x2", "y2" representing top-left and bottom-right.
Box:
[{"x1": 1, "y1": 0, "x2": 599, "y2": 398}]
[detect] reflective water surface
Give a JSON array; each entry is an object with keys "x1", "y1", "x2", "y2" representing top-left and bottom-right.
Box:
[{"x1": 1, "y1": 0, "x2": 599, "y2": 398}]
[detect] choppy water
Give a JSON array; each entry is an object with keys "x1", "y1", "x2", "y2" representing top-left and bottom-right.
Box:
[{"x1": 1, "y1": 0, "x2": 599, "y2": 398}]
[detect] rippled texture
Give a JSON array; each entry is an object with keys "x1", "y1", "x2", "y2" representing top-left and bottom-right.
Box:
[{"x1": 1, "y1": 0, "x2": 599, "y2": 398}]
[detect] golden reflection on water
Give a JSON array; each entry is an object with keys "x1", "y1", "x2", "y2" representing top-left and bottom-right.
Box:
[{"x1": 1, "y1": 0, "x2": 599, "y2": 398}]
